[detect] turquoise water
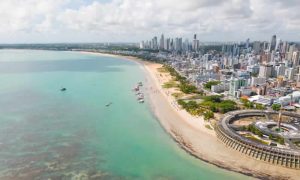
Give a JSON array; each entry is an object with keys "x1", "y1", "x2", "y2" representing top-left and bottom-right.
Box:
[{"x1": 0, "y1": 49, "x2": 249, "y2": 179}]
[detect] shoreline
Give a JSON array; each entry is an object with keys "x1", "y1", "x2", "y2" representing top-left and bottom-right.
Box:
[{"x1": 79, "y1": 51, "x2": 299, "y2": 180}]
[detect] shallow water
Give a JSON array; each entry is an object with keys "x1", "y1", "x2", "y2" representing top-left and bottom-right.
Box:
[{"x1": 0, "y1": 49, "x2": 249, "y2": 179}]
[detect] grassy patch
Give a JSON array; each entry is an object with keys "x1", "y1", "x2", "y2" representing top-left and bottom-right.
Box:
[
  {"x1": 185, "y1": 94, "x2": 203, "y2": 100},
  {"x1": 163, "y1": 65, "x2": 200, "y2": 94},
  {"x1": 171, "y1": 92, "x2": 184, "y2": 99},
  {"x1": 163, "y1": 80, "x2": 178, "y2": 88},
  {"x1": 244, "y1": 134, "x2": 269, "y2": 145},
  {"x1": 205, "y1": 124, "x2": 213, "y2": 130},
  {"x1": 157, "y1": 67, "x2": 168, "y2": 73}
]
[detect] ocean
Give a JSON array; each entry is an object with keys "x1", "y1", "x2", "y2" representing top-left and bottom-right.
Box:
[{"x1": 0, "y1": 49, "x2": 249, "y2": 179}]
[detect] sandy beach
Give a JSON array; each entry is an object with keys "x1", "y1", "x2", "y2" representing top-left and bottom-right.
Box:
[{"x1": 80, "y1": 51, "x2": 299, "y2": 180}]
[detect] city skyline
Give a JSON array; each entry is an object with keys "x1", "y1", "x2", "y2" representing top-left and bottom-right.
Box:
[{"x1": 0, "y1": 0, "x2": 300, "y2": 43}]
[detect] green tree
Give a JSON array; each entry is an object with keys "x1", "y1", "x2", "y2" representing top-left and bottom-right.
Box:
[
  {"x1": 278, "y1": 137, "x2": 285, "y2": 145},
  {"x1": 240, "y1": 98, "x2": 254, "y2": 109},
  {"x1": 269, "y1": 134, "x2": 273, "y2": 140},
  {"x1": 203, "y1": 81, "x2": 220, "y2": 90},
  {"x1": 203, "y1": 95, "x2": 221, "y2": 103},
  {"x1": 218, "y1": 100, "x2": 237, "y2": 113},
  {"x1": 255, "y1": 103, "x2": 265, "y2": 110},
  {"x1": 204, "y1": 110, "x2": 214, "y2": 121},
  {"x1": 272, "y1": 104, "x2": 281, "y2": 111},
  {"x1": 179, "y1": 83, "x2": 198, "y2": 94}
]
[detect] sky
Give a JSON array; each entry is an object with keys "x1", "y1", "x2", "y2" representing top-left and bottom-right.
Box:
[{"x1": 0, "y1": 0, "x2": 299, "y2": 43}]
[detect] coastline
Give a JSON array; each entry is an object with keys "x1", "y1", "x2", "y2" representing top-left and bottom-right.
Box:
[{"x1": 79, "y1": 51, "x2": 299, "y2": 180}]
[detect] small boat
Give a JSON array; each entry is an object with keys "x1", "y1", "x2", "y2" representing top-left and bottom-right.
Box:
[
  {"x1": 132, "y1": 86, "x2": 139, "y2": 91},
  {"x1": 137, "y1": 94, "x2": 144, "y2": 100},
  {"x1": 136, "y1": 92, "x2": 142, "y2": 95},
  {"x1": 105, "y1": 102, "x2": 112, "y2": 107},
  {"x1": 60, "y1": 88, "x2": 67, "y2": 91},
  {"x1": 139, "y1": 99, "x2": 144, "y2": 103}
]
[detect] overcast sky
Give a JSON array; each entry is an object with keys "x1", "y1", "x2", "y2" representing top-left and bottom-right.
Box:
[{"x1": 0, "y1": 0, "x2": 299, "y2": 43}]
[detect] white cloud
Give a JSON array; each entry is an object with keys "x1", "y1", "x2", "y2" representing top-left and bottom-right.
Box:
[{"x1": 0, "y1": 0, "x2": 299, "y2": 42}]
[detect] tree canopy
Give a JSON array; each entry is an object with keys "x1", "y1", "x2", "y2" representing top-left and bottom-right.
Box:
[
  {"x1": 203, "y1": 81, "x2": 220, "y2": 90},
  {"x1": 272, "y1": 104, "x2": 281, "y2": 111}
]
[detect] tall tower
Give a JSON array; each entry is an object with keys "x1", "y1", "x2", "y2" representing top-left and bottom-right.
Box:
[
  {"x1": 292, "y1": 51, "x2": 300, "y2": 67},
  {"x1": 246, "y1": 38, "x2": 250, "y2": 49},
  {"x1": 269, "y1": 35, "x2": 276, "y2": 52},
  {"x1": 159, "y1": 34, "x2": 164, "y2": 50},
  {"x1": 192, "y1": 34, "x2": 199, "y2": 51},
  {"x1": 153, "y1": 36, "x2": 158, "y2": 50}
]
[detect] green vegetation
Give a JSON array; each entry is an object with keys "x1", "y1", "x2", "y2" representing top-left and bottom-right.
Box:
[
  {"x1": 255, "y1": 103, "x2": 266, "y2": 110},
  {"x1": 240, "y1": 98, "x2": 266, "y2": 110},
  {"x1": 272, "y1": 104, "x2": 281, "y2": 111},
  {"x1": 244, "y1": 134, "x2": 269, "y2": 145},
  {"x1": 163, "y1": 80, "x2": 178, "y2": 88},
  {"x1": 294, "y1": 141, "x2": 300, "y2": 148},
  {"x1": 163, "y1": 65, "x2": 199, "y2": 94},
  {"x1": 157, "y1": 67, "x2": 168, "y2": 73},
  {"x1": 205, "y1": 124, "x2": 213, "y2": 130},
  {"x1": 176, "y1": 99, "x2": 216, "y2": 120},
  {"x1": 268, "y1": 134, "x2": 285, "y2": 145},
  {"x1": 200, "y1": 95, "x2": 237, "y2": 114},
  {"x1": 240, "y1": 98, "x2": 254, "y2": 108},
  {"x1": 244, "y1": 124, "x2": 285, "y2": 145},
  {"x1": 203, "y1": 81, "x2": 220, "y2": 90},
  {"x1": 247, "y1": 124, "x2": 263, "y2": 137},
  {"x1": 203, "y1": 95, "x2": 221, "y2": 102},
  {"x1": 171, "y1": 92, "x2": 184, "y2": 99},
  {"x1": 177, "y1": 100, "x2": 205, "y2": 116},
  {"x1": 185, "y1": 94, "x2": 203, "y2": 100},
  {"x1": 179, "y1": 83, "x2": 198, "y2": 94},
  {"x1": 176, "y1": 99, "x2": 216, "y2": 119},
  {"x1": 163, "y1": 66, "x2": 237, "y2": 117},
  {"x1": 204, "y1": 110, "x2": 214, "y2": 120}
]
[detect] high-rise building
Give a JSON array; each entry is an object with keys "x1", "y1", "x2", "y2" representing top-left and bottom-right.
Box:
[
  {"x1": 287, "y1": 44, "x2": 297, "y2": 60},
  {"x1": 275, "y1": 38, "x2": 281, "y2": 51},
  {"x1": 175, "y1": 38, "x2": 182, "y2": 52},
  {"x1": 292, "y1": 51, "x2": 300, "y2": 67},
  {"x1": 269, "y1": 35, "x2": 276, "y2": 52},
  {"x1": 151, "y1": 36, "x2": 158, "y2": 49},
  {"x1": 245, "y1": 38, "x2": 250, "y2": 49},
  {"x1": 285, "y1": 68, "x2": 295, "y2": 80},
  {"x1": 192, "y1": 34, "x2": 199, "y2": 51},
  {"x1": 159, "y1": 34, "x2": 164, "y2": 50},
  {"x1": 251, "y1": 77, "x2": 266, "y2": 86},
  {"x1": 281, "y1": 41, "x2": 288, "y2": 54},
  {"x1": 274, "y1": 63, "x2": 286, "y2": 76},
  {"x1": 164, "y1": 38, "x2": 170, "y2": 50},
  {"x1": 139, "y1": 41, "x2": 145, "y2": 49},
  {"x1": 263, "y1": 41, "x2": 269, "y2": 51},
  {"x1": 183, "y1": 38, "x2": 189, "y2": 52},
  {"x1": 233, "y1": 44, "x2": 240, "y2": 56},
  {"x1": 259, "y1": 65, "x2": 273, "y2": 78},
  {"x1": 253, "y1": 41, "x2": 261, "y2": 54},
  {"x1": 170, "y1": 39, "x2": 174, "y2": 51},
  {"x1": 229, "y1": 77, "x2": 246, "y2": 97}
]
